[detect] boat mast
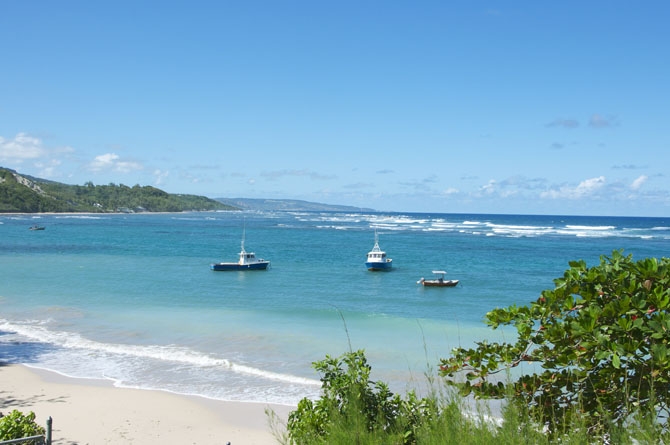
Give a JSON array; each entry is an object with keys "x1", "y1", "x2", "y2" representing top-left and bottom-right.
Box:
[
  {"x1": 240, "y1": 219, "x2": 246, "y2": 254},
  {"x1": 372, "y1": 228, "x2": 381, "y2": 252},
  {"x1": 237, "y1": 219, "x2": 247, "y2": 265}
]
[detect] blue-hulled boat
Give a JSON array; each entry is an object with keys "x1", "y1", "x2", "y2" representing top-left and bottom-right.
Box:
[
  {"x1": 365, "y1": 231, "x2": 392, "y2": 271},
  {"x1": 210, "y1": 228, "x2": 270, "y2": 271}
]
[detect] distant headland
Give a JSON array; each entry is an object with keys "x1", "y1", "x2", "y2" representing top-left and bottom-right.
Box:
[
  {"x1": 214, "y1": 197, "x2": 374, "y2": 213},
  {"x1": 0, "y1": 166, "x2": 374, "y2": 213}
]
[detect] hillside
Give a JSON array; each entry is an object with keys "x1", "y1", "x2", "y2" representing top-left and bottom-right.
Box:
[
  {"x1": 0, "y1": 167, "x2": 236, "y2": 213},
  {"x1": 215, "y1": 197, "x2": 374, "y2": 212}
]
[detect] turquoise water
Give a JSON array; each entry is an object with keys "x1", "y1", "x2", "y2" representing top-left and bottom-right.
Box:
[{"x1": 1, "y1": 211, "x2": 668, "y2": 405}]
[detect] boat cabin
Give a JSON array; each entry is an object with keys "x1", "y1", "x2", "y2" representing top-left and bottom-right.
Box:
[
  {"x1": 239, "y1": 251, "x2": 258, "y2": 265},
  {"x1": 367, "y1": 249, "x2": 387, "y2": 261}
]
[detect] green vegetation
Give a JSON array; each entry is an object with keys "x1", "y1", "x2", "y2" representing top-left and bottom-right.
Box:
[
  {"x1": 284, "y1": 350, "x2": 438, "y2": 444},
  {"x1": 0, "y1": 167, "x2": 237, "y2": 213},
  {"x1": 278, "y1": 251, "x2": 670, "y2": 443},
  {"x1": 277, "y1": 352, "x2": 664, "y2": 444},
  {"x1": 0, "y1": 410, "x2": 45, "y2": 443},
  {"x1": 439, "y1": 250, "x2": 670, "y2": 439}
]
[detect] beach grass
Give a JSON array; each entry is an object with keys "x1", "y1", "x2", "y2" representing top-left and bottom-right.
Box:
[{"x1": 273, "y1": 390, "x2": 667, "y2": 444}]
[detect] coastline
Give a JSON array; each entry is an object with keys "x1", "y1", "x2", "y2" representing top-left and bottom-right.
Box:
[{"x1": 0, "y1": 364, "x2": 292, "y2": 444}]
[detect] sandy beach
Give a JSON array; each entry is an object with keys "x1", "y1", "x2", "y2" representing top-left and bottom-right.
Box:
[{"x1": 0, "y1": 364, "x2": 293, "y2": 444}]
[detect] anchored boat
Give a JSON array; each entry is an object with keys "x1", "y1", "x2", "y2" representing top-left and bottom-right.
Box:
[
  {"x1": 365, "y1": 230, "x2": 392, "y2": 271},
  {"x1": 210, "y1": 227, "x2": 270, "y2": 271},
  {"x1": 418, "y1": 271, "x2": 459, "y2": 287}
]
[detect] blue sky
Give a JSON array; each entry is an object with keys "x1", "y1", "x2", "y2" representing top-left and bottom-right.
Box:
[{"x1": 1, "y1": 1, "x2": 668, "y2": 216}]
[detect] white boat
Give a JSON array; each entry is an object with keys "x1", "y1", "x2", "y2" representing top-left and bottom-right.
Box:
[
  {"x1": 210, "y1": 226, "x2": 270, "y2": 271},
  {"x1": 418, "y1": 271, "x2": 459, "y2": 287},
  {"x1": 365, "y1": 230, "x2": 392, "y2": 271}
]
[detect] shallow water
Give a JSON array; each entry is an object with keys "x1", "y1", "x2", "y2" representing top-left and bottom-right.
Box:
[{"x1": 1, "y1": 211, "x2": 668, "y2": 405}]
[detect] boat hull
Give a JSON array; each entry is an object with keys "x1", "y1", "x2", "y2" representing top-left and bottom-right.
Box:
[
  {"x1": 421, "y1": 279, "x2": 459, "y2": 287},
  {"x1": 210, "y1": 261, "x2": 270, "y2": 271},
  {"x1": 366, "y1": 260, "x2": 393, "y2": 271}
]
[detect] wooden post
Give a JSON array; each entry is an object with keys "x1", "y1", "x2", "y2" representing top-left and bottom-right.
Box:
[{"x1": 45, "y1": 417, "x2": 52, "y2": 445}]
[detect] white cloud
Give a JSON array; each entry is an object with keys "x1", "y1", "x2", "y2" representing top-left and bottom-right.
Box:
[
  {"x1": 0, "y1": 133, "x2": 76, "y2": 180},
  {"x1": 35, "y1": 159, "x2": 62, "y2": 178},
  {"x1": 480, "y1": 179, "x2": 497, "y2": 195},
  {"x1": 575, "y1": 176, "x2": 606, "y2": 195},
  {"x1": 541, "y1": 176, "x2": 606, "y2": 199},
  {"x1": 631, "y1": 175, "x2": 648, "y2": 191},
  {"x1": 88, "y1": 153, "x2": 118, "y2": 171},
  {"x1": 0, "y1": 132, "x2": 46, "y2": 162},
  {"x1": 87, "y1": 153, "x2": 143, "y2": 173},
  {"x1": 153, "y1": 169, "x2": 169, "y2": 185}
]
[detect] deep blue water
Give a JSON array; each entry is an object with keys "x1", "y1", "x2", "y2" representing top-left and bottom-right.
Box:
[{"x1": 1, "y1": 211, "x2": 668, "y2": 405}]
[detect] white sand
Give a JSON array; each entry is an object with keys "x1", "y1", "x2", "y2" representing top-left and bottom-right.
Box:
[{"x1": 0, "y1": 364, "x2": 293, "y2": 444}]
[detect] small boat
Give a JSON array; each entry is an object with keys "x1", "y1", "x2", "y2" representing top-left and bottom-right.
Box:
[
  {"x1": 210, "y1": 227, "x2": 270, "y2": 271},
  {"x1": 365, "y1": 230, "x2": 392, "y2": 271},
  {"x1": 418, "y1": 271, "x2": 459, "y2": 287},
  {"x1": 29, "y1": 225, "x2": 45, "y2": 231}
]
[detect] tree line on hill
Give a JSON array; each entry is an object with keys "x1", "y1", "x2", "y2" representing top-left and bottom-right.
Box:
[{"x1": 0, "y1": 167, "x2": 236, "y2": 213}]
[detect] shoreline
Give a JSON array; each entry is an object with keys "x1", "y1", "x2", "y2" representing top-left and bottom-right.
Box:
[{"x1": 0, "y1": 364, "x2": 292, "y2": 444}]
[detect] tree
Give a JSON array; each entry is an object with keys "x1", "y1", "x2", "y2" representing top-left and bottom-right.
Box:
[{"x1": 438, "y1": 250, "x2": 670, "y2": 437}]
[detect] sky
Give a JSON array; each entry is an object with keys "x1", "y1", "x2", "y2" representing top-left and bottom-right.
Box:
[{"x1": 1, "y1": 1, "x2": 668, "y2": 216}]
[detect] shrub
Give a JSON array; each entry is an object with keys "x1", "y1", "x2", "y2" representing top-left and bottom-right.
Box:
[
  {"x1": 0, "y1": 410, "x2": 46, "y2": 443},
  {"x1": 286, "y1": 350, "x2": 438, "y2": 444},
  {"x1": 438, "y1": 250, "x2": 670, "y2": 438}
]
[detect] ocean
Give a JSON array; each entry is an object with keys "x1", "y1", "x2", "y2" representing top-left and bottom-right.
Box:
[{"x1": 1, "y1": 211, "x2": 668, "y2": 406}]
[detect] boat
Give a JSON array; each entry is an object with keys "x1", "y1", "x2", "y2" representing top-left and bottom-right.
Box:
[
  {"x1": 365, "y1": 230, "x2": 392, "y2": 271},
  {"x1": 417, "y1": 271, "x2": 459, "y2": 287},
  {"x1": 29, "y1": 225, "x2": 45, "y2": 231},
  {"x1": 210, "y1": 227, "x2": 270, "y2": 271}
]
